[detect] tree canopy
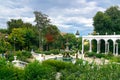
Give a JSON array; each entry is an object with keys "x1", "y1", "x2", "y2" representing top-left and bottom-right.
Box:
[{"x1": 93, "y1": 6, "x2": 120, "y2": 35}]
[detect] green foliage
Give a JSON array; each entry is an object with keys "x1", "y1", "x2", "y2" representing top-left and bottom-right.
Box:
[
  {"x1": 0, "y1": 58, "x2": 24, "y2": 80},
  {"x1": 61, "y1": 59, "x2": 94, "y2": 80},
  {"x1": 50, "y1": 49, "x2": 60, "y2": 54},
  {"x1": 0, "y1": 57, "x2": 7, "y2": 66},
  {"x1": 7, "y1": 19, "x2": 24, "y2": 33},
  {"x1": 85, "y1": 52, "x2": 96, "y2": 57},
  {"x1": 80, "y1": 63, "x2": 120, "y2": 80},
  {"x1": 1, "y1": 57, "x2": 120, "y2": 79},
  {"x1": 42, "y1": 60, "x2": 74, "y2": 72},
  {"x1": 85, "y1": 52, "x2": 114, "y2": 59},
  {"x1": 6, "y1": 50, "x2": 32, "y2": 62},
  {"x1": 44, "y1": 25, "x2": 61, "y2": 50},
  {"x1": 24, "y1": 61, "x2": 56, "y2": 80},
  {"x1": 110, "y1": 56, "x2": 120, "y2": 63},
  {"x1": 16, "y1": 51, "x2": 32, "y2": 62},
  {"x1": 93, "y1": 6, "x2": 120, "y2": 35},
  {"x1": 63, "y1": 33, "x2": 78, "y2": 50},
  {"x1": 84, "y1": 43, "x2": 89, "y2": 52},
  {"x1": 0, "y1": 29, "x2": 8, "y2": 34},
  {"x1": 42, "y1": 51, "x2": 51, "y2": 55},
  {"x1": 93, "y1": 6, "x2": 120, "y2": 53},
  {"x1": 8, "y1": 27, "x2": 38, "y2": 51},
  {"x1": 5, "y1": 11, "x2": 83, "y2": 52},
  {"x1": 0, "y1": 36, "x2": 11, "y2": 53}
]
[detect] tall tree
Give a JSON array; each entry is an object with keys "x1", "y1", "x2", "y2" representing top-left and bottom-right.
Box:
[
  {"x1": 44, "y1": 25, "x2": 60, "y2": 50},
  {"x1": 7, "y1": 19, "x2": 24, "y2": 33},
  {"x1": 34, "y1": 11, "x2": 50, "y2": 50},
  {"x1": 7, "y1": 19, "x2": 35, "y2": 33},
  {"x1": 93, "y1": 6, "x2": 120, "y2": 35},
  {"x1": 105, "y1": 6, "x2": 120, "y2": 34},
  {"x1": 93, "y1": 11, "x2": 111, "y2": 34},
  {"x1": 8, "y1": 28, "x2": 38, "y2": 51}
]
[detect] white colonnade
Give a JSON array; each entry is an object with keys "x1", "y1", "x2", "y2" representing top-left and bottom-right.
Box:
[{"x1": 82, "y1": 34, "x2": 120, "y2": 55}]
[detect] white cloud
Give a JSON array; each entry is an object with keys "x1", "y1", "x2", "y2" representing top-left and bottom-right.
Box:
[
  {"x1": 0, "y1": 6, "x2": 32, "y2": 17},
  {"x1": 0, "y1": 0, "x2": 34, "y2": 27},
  {"x1": 0, "y1": 0, "x2": 119, "y2": 35},
  {"x1": 47, "y1": 0, "x2": 106, "y2": 34}
]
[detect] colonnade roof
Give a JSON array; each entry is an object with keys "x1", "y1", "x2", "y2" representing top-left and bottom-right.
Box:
[{"x1": 82, "y1": 35, "x2": 120, "y2": 41}]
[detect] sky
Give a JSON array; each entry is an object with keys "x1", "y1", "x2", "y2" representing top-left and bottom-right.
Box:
[{"x1": 0, "y1": 0, "x2": 120, "y2": 36}]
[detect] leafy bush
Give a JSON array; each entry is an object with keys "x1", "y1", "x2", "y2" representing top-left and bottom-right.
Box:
[
  {"x1": 0, "y1": 58, "x2": 24, "y2": 80},
  {"x1": 6, "y1": 53, "x2": 14, "y2": 62},
  {"x1": 95, "y1": 53, "x2": 106, "y2": 58},
  {"x1": 85, "y1": 52, "x2": 96, "y2": 57},
  {"x1": 50, "y1": 49, "x2": 60, "y2": 54},
  {"x1": 16, "y1": 50, "x2": 32, "y2": 62},
  {"x1": 110, "y1": 56, "x2": 120, "y2": 63},
  {"x1": 42, "y1": 51, "x2": 51, "y2": 55},
  {"x1": 42, "y1": 60, "x2": 74, "y2": 72},
  {"x1": 5, "y1": 50, "x2": 32, "y2": 62},
  {"x1": 85, "y1": 52, "x2": 113, "y2": 59},
  {"x1": 105, "y1": 52, "x2": 114, "y2": 59},
  {"x1": 80, "y1": 63, "x2": 120, "y2": 80},
  {"x1": 1, "y1": 57, "x2": 120, "y2": 80},
  {"x1": 0, "y1": 57, "x2": 7, "y2": 66},
  {"x1": 24, "y1": 61, "x2": 56, "y2": 80}
]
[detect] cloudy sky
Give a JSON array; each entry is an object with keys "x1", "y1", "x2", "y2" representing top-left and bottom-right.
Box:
[{"x1": 0, "y1": 0, "x2": 120, "y2": 35}]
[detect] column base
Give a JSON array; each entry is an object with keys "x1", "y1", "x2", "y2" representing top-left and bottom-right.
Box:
[
  {"x1": 116, "y1": 53, "x2": 118, "y2": 56},
  {"x1": 97, "y1": 51, "x2": 99, "y2": 54},
  {"x1": 89, "y1": 50, "x2": 92, "y2": 52}
]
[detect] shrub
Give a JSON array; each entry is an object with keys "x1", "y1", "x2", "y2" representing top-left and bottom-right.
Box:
[
  {"x1": 0, "y1": 58, "x2": 24, "y2": 80},
  {"x1": 105, "y1": 52, "x2": 113, "y2": 59},
  {"x1": 7, "y1": 53, "x2": 14, "y2": 61},
  {"x1": 0, "y1": 57, "x2": 7, "y2": 66},
  {"x1": 85, "y1": 52, "x2": 112, "y2": 59},
  {"x1": 95, "y1": 53, "x2": 105, "y2": 58},
  {"x1": 110, "y1": 56, "x2": 120, "y2": 63},
  {"x1": 43, "y1": 51, "x2": 51, "y2": 55},
  {"x1": 85, "y1": 52, "x2": 96, "y2": 57},
  {"x1": 24, "y1": 61, "x2": 56, "y2": 80},
  {"x1": 42, "y1": 60, "x2": 74, "y2": 72},
  {"x1": 50, "y1": 49, "x2": 60, "y2": 54},
  {"x1": 80, "y1": 63, "x2": 120, "y2": 80},
  {"x1": 16, "y1": 50, "x2": 32, "y2": 62}
]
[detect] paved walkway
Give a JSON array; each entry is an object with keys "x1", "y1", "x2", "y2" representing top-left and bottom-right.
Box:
[{"x1": 32, "y1": 53, "x2": 109, "y2": 65}]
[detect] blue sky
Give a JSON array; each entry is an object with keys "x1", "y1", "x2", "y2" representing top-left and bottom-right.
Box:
[{"x1": 0, "y1": 0, "x2": 120, "y2": 35}]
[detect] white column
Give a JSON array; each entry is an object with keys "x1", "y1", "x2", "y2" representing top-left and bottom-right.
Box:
[
  {"x1": 89, "y1": 40, "x2": 92, "y2": 52},
  {"x1": 82, "y1": 39, "x2": 84, "y2": 54},
  {"x1": 107, "y1": 42, "x2": 109, "y2": 53},
  {"x1": 113, "y1": 41, "x2": 115, "y2": 55},
  {"x1": 105, "y1": 41, "x2": 107, "y2": 54},
  {"x1": 97, "y1": 41, "x2": 99, "y2": 53},
  {"x1": 116, "y1": 43, "x2": 118, "y2": 55},
  {"x1": 99, "y1": 40, "x2": 101, "y2": 53}
]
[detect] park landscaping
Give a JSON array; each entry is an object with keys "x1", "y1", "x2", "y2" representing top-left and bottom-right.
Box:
[
  {"x1": 0, "y1": 5, "x2": 120, "y2": 80},
  {"x1": 1, "y1": 57, "x2": 120, "y2": 80}
]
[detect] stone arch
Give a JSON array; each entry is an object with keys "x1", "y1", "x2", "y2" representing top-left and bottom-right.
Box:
[
  {"x1": 82, "y1": 35, "x2": 120, "y2": 55},
  {"x1": 107, "y1": 39, "x2": 113, "y2": 53},
  {"x1": 91, "y1": 39, "x2": 97, "y2": 52},
  {"x1": 82, "y1": 38, "x2": 89, "y2": 53},
  {"x1": 116, "y1": 39, "x2": 120, "y2": 54},
  {"x1": 99, "y1": 39, "x2": 105, "y2": 53},
  {"x1": 83, "y1": 39, "x2": 89, "y2": 52}
]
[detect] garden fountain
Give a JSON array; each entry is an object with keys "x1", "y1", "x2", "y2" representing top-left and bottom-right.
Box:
[{"x1": 54, "y1": 41, "x2": 75, "y2": 62}]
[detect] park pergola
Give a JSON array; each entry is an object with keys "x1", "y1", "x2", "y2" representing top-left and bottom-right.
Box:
[{"x1": 82, "y1": 33, "x2": 120, "y2": 55}]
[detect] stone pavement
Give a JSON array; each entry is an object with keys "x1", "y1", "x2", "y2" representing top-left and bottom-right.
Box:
[{"x1": 32, "y1": 53, "x2": 109, "y2": 65}]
